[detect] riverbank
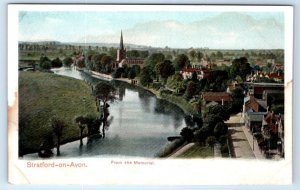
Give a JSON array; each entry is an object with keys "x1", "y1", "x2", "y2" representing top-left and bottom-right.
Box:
[
  {"x1": 81, "y1": 69, "x2": 197, "y2": 115},
  {"x1": 19, "y1": 71, "x2": 98, "y2": 156}
]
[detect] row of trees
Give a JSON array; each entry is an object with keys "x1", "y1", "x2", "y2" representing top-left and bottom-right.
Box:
[
  {"x1": 39, "y1": 55, "x2": 73, "y2": 70},
  {"x1": 179, "y1": 104, "x2": 230, "y2": 154}
]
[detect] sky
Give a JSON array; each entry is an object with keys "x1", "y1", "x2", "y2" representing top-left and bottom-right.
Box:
[{"x1": 19, "y1": 11, "x2": 285, "y2": 49}]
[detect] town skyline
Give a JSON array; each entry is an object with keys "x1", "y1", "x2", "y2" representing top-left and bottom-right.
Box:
[{"x1": 19, "y1": 11, "x2": 284, "y2": 49}]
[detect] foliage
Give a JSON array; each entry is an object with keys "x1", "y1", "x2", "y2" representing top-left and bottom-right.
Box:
[
  {"x1": 40, "y1": 61, "x2": 52, "y2": 70},
  {"x1": 112, "y1": 67, "x2": 124, "y2": 78},
  {"x1": 194, "y1": 127, "x2": 209, "y2": 144},
  {"x1": 50, "y1": 117, "x2": 67, "y2": 156},
  {"x1": 231, "y1": 87, "x2": 245, "y2": 113},
  {"x1": 39, "y1": 56, "x2": 51, "y2": 70},
  {"x1": 229, "y1": 57, "x2": 252, "y2": 81},
  {"x1": 206, "y1": 136, "x2": 216, "y2": 148},
  {"x1": 174, "y1": 54, "x2": 190, "y2": 71},
  {"x1": 93, "y1": 82, "x2": 117, "y2": 104},
  {"x1": 214, "y1": 122, "x2": 228, "y2": 138},
  {"x1": 128, "y1": 68, "x2": 137, "y2": 79},
  {"x1": 63, "y1": 56, "x2": 73, "y2": 67},
  {"x1": 207, "y1": 104, "x2": 231, "y2": 121},
  {"x1": 140, "y1": 66, "x2": 153, "y2": 86},
  {"x1": 180, "y1": 127, "x2": 194, "y2": 142},
  {"x1": 184, "y1": 81, "x2": 197, "y2": 99},
  {"x1": 155, "y1": 60, "x2": 175, "y2": 81},
  {"x1": 51, "y1": 57, "x2": 63, "y2": 68}
]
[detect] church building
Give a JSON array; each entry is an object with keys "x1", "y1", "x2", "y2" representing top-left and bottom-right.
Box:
[{"x1": 116, "y1": 31, "x2": 145, "y2": 68}]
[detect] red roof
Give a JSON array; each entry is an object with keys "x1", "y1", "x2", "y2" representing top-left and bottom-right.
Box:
[
  {"x1": 181, "y1": 67, "x2": 210, "y2": 73},
  {"x1": 201, "y1": 92, "x2": 232, "y2": 102}
]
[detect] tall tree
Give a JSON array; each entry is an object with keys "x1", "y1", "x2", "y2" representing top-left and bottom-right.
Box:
[
  {"x1": 155, "y1": 60, "x2": 175, "y2": 82},
  {"x1": 50, "y1": 117, "x2": 66, "y2": 156},
  {"x1": 63, "y1": 57, "x2": 73, "y2": 67},
  {"x1": 174, "y1": 54, "x2": 190, "y2": 71}
]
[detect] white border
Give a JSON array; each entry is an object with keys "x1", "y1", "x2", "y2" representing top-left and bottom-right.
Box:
[{"x1": 8, "y1": 4, "x2": 293, "y2": 185}]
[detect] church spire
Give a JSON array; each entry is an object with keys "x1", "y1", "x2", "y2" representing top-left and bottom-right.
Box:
[{"x1": 120, "y1": 30, "x2": 124, "y2": 50}]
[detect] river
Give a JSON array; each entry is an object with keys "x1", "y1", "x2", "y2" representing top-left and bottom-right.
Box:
[{"x1": 26, "y1": 67, "x2": 187, "y2": 158}]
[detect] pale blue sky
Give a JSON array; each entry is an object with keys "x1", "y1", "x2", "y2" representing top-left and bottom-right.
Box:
[{"x1": 19, "y1": 11, "x2": 284, "y2": 49}]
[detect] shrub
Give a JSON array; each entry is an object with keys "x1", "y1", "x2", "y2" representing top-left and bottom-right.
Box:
[{"x1": 221, "y1": 144, "x2": 229, "y2": 156}]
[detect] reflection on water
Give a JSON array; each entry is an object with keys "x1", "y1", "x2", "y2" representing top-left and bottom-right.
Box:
[{"x1": 26, "y1": 68, "x2": 187, "y2": 158}]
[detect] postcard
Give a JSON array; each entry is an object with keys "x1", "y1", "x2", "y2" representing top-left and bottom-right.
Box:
[{"x1": 8, "y1": 4, "x2": 293, "y2": 185}]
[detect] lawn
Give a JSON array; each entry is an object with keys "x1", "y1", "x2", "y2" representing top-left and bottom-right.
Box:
[
  {"x1": 177, "y1": 144, "x2": 213, "y2": 158},
  {"x1": 19, "y1": 71, "x2": 98, "y2": 155}
]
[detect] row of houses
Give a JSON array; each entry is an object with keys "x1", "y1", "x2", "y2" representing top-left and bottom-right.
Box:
[{"x1": 243, "y1": 83, "x2": 284, "y2": 158}]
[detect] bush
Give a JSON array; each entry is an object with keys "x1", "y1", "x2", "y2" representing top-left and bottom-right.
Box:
[
  {"x1": 40, "y1": 61, "x2": 52, "y2": 70},
  {"x1": 220, "y1": 144, "x2": 229, "y2": 156},
  {"x1": 51, "y1": 57, "x2": 63, "y2": 68},
  {"x1": 180, "y1": 127, "x2": 194, "y2": 142},
  {"x1": 194, "y1": 127, "x2": 209, "y2": 144}
]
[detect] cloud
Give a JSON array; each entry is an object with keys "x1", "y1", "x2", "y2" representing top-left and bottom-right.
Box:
[{"x1": 77, "y1": 12, "x2": 284, "y2": 49}]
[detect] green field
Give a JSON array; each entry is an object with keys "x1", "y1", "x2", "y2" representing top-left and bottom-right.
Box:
[
  {"x1": 178, "y1": 144, "x2": 213, "y2": 158},
  {"x1": 19, "y1": 71, "x2": 98, "y2": 155}
]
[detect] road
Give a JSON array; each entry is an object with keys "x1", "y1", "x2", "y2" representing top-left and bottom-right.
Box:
[{"x1": 226, "y1": 114, "x2": 256, "y2": 159}]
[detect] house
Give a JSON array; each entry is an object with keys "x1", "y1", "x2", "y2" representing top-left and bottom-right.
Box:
[
  {"x1": 261, "y1": 111, "x2": 284, "y2": 157},
  {"x1": 244, "y1": 82, "x2": 284, "y2": 99},
  {"x1": 180, "y1": 67, "x2": 210, "y2": 80},
  {"x1": 243, "y1": 94, "x2": 268, "y2": 114},
  {"x1": 201, "y1": 92, "x2": 232, "y2": 106},
  {"x1": 244, "y1": 111, "x2": 265, "y2": 133}
]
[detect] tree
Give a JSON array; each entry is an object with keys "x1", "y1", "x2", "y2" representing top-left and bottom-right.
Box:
[
  {"x1": 174, "y1": 54, "x2": 189, "y2": 71},
  {"x1": 230, "y1": 57, "x2": 251, "y2": 81},
  {"x1": 128, "y1": 68, "x2": 136, "y2": 79},
  {"x1": 50, "y1": 117, "x2": 66, "y2": 156},
  {"x1": 112, "y1": 67, "x2": 124, "y2": 78},
  {"x1": 93, "y1": 83, "x2": 116, "y2": 138},
  {"x1": 131, "y1": 65, "x2": 141, "y2": 76},
  {"x1": 194, "y1": 127, "x2": 209, "y2": 145},
  {"x1": 155, "y1": 60, "x2": 175, "y2": 82},
  {"x1": 180, "y1": 127, "x2": 194, "y2": 142},
  {"x1": 39, "y1": 55, "x2": 51, "y2": 70},
  {"x1": 207, "y1": 104, "x2": 231, "y2": 121},
  {"x1": 184, "y1": 81, "x2": 197, "y2": 99},
  {"x1": 101, "y1": 55, "x2": 113, "y2": 73},
  {"x1": 145, "y1": 53, "x2": 165, "y2": 70},
  {"x1": 93, "y1": 82, "x2": 117, "y2": 107},
  {"x1": 75, "y1": 116, "x2": 87, "y2": 146},
  {"x1": 191, "y1": 71, "x2": 198, "y2": 82},
  {"x1": 189, "y1": 50, "x2": 196, "y2": 61},
  {"x1": 63, "y1": 57, "x2": 73, "y2": 67},
  {"x1": 196, "y1": 51, "x2": 204, "y2": 62},
  {"x1": 231, "y1": 88, "x2": 245, "y2": 113},
  {"x1": 140, "y1": 66, "x2": 153, "y2": 86},
  {"x1": 214, "y1": 122, "x2": 228, "y2": 138},
  {"x1": 51, "y1": 57, "x2": 63, "y2": 68},
  {"x1": 206, "y1": 136, "x2": 216, "y2": 151}
]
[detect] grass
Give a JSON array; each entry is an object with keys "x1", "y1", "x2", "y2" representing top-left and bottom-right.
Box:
[
  {"x1": 177, "y1": 144, "x2": 213, "y2": 158},
  {"x1": 19, "y1": 71, "x2": 98, "y2": 155}
]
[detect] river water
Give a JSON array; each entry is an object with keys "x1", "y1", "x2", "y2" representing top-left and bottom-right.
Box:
[{"x1": 26, "y1": 68, "x2": 187, "y2": 158}]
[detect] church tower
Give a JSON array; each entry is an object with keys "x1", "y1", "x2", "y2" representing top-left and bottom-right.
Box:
[{"x1": 116, "y1": 30, "x2": 126, "y2": 62}]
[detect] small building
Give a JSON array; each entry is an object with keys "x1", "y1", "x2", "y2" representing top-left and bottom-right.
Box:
[
  {"x1": 201, "y1": 92, "x2": 232, "y2": 106},
  {"x1": 180, "y1": 67, "x2": 210, "y2": 80},
  {"x1": 244, "y1": 111, "x2": 265, "y2": 133}
]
